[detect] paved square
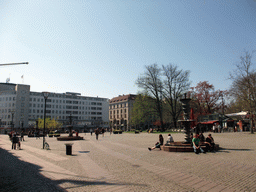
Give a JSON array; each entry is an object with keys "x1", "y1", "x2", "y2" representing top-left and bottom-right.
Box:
[{"x1": 0, "y1": 132, "x2": 255, "y2": 191}]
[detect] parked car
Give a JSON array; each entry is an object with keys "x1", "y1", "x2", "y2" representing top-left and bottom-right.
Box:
[
  {"x1": 48, "y1": 131, "x2": 54, "y2": 137},
  {"x1": 54, "y1": 130, "x2": 60, "y2": 137}
]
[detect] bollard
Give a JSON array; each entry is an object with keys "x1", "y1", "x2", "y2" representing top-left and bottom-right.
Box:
[{"x1": 65, "y1": 143, "x2": 73, "y2": 155}]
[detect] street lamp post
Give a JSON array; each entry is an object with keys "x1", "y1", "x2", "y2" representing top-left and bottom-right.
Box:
[
  {"x1": 11, "y1": 110, "x2": 15, "y2": 132},
  {"x1": 68, "y1": 114, "x2": 73, "y2": 137},
  {"x1": 0, "y1": 62, "x2": 29, "y2": 66},
  {"x1": 42, "y1": 92, "x2": 50, "y2": 149}
]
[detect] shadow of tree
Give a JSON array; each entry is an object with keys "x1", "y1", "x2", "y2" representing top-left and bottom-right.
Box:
[
  {"x1": 0, "y1": 148, "x2": 64, "y2": 192},
  {"x1": 0, "y1": 148, "x2": 147, "y2": 192},
  {"x1": 52, "y1": 178, "x2": 147, "y2": 190}
]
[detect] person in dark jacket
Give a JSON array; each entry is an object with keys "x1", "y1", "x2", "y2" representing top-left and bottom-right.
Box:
[
  {"x1": 148, "y1": 134, "x2": 164, "y2": 151},
  {"x1": 205, "y1": 134, "x2": 215, "y2": 152},
  {"x1": 12, "y1": 134, "x2": 19, "y2": 150}
]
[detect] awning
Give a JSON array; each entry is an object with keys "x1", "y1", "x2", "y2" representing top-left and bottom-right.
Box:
[{"x1": 199, "y1": 120, "x2": 218, "y2": 125}]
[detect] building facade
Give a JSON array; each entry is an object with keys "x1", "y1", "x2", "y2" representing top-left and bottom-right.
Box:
[
  {"x1": 0, "y1": 83, "x2": 109, "y2": 131},
  {"x1": 109, "y1": 94, "x2": 136, "y2": 131}
]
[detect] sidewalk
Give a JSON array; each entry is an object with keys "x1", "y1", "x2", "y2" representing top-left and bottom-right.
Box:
[{"x1": 0, "y1": 132, "x2": 256, "y2": 191}]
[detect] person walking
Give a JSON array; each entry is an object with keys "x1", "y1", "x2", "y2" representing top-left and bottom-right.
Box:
[
  {"x1": 95, "y1": 128, "x2": 99, "y2": 140},
  {"x1": 102, "y1": 128, "x2": 105, "y2": 137},
  {"x1": 90, "y1": 128, "x2": 93, "y2": 136},
  {"x1": 12, "y1": 134, "x2": 19, "y2": 150},
  {"x1": 20, "y1": 131, "x2": 25, "y2": 141}
]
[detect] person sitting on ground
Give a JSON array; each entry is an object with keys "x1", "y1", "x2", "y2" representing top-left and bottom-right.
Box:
[
  {"x1": 148, "y1": 134, "x2": 164, "y2": 151},
  {"x1": 166, "y1": 134, "x2": 174, "y2": 144},
  {"x1": 192, "y1": 134, "x2": 205, "y2": 154},
  {"x1": 205, "y1": 134, "x2": 215, "y2": 152}
]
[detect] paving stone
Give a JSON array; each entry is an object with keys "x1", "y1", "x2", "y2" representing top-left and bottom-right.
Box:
[{"x1": 1, "y1": 132, "x2": 256, "y2": 191}]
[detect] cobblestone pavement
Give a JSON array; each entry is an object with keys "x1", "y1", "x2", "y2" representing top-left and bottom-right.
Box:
[{"x1": 0, "y1": 132, "x2": 256, "y2": 191}]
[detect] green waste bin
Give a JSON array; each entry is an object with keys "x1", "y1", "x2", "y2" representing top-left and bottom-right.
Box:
[{"x1": 65, "y1": 143, "x2": 73, "y2": 155}]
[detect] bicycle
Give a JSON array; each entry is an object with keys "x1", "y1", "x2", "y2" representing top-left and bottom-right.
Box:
[{"x1": 44, "y1": 141, "x2": 50, "y2": 150}]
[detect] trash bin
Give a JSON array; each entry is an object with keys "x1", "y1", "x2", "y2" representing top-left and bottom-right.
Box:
[{"x1": 65, "y1": 143, "x2": 73, "y2": 155}]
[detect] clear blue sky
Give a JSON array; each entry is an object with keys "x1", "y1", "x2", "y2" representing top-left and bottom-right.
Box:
[{"x1": 1, "y1": 0, "x2": 255, "y2": 99}]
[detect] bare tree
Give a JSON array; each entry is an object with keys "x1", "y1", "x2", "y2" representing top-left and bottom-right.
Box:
[
  {"x1": 136, "y1": 64, "x2": 164, "y2": 131},
  {"x1": 230, "y1": 51, "x2": 256, "y2": 133},
  {"x1": 162, "y1": 64, "x2": 190, "y2": 128}
]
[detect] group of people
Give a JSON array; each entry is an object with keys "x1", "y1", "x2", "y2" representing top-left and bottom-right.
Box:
[
  {"x1": 212, "y1": 124, "x2": 222, "y2": 133},
  {"x1": 148, "y1": 133, "x2": 174, "y2": 151},
  {"x1": 8, "y1": 131, "x2": 25, "y2": 150},
  {"x1": 148, "y1": 132, "x2": 216, "y2": 154},
  {"x1": 192, "y1": 133, "x2": 215, "y2": 154},
  {"x1": 91, "y1": 128, "x2": 109, "y2": 140}
]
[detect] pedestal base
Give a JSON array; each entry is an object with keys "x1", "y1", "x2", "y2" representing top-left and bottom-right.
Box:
[
  {"x1": 57, "y1": 136, "x2": 83, "y2": 141},
  {"x1": 162, "y1": 142, "x2": 219, "y2": 152}
]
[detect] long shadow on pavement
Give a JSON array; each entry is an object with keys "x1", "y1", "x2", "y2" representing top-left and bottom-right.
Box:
[
  {"x1": 0, "y1": 147, "x2": 147, "y2": 191},
  {"x1": 51, "y1": 178, "x2": 148, "y2": 191},
  {"x1": 218, "y1": 147, "x2": 253, "y2": 152},
  {"x1": 0, "y1": 147, "x2": 64, "y2": 192}
]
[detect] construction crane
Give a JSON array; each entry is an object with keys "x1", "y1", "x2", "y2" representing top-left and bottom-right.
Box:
[{"x1": 0, "y1": 62, "x2": 29, "y2": 66}]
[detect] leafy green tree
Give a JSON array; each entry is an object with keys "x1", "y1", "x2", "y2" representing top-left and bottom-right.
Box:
[
  {"x1": 37, "y1": 118, "x2": 62, "y2": 130},
  {"x1": 130, "y1": 94, "x2": 156, "y2": 129}
]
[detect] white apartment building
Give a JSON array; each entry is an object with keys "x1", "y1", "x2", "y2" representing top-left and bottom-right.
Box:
[{"x1": 0, "y1": 83, "x2": 109, "y2": 130}]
